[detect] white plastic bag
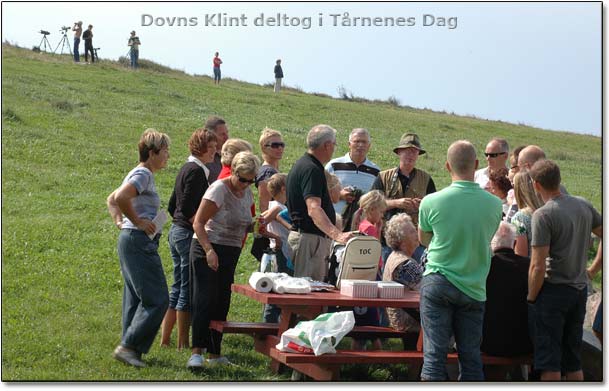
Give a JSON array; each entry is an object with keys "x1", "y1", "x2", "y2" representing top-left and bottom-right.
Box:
[
  {"x1": 272, "y1": 275, "x2": 311, "y2": 294},
  {"x1": 276, "y1": 311, "x2": 355, "y2": 356}
]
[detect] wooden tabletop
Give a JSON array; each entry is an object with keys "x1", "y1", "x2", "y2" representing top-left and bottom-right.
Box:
[{"x1": 232, "y1": 283, "x2": 420, "y2": 308}]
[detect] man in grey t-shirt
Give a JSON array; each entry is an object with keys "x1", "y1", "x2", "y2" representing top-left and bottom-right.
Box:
[{"x1": 527, "y1": 160, "x2": 602, "y2": 382}]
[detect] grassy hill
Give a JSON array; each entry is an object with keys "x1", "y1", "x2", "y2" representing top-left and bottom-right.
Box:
[{"x1": 1, "y1": 43, "x2": 602, "y2": 381}]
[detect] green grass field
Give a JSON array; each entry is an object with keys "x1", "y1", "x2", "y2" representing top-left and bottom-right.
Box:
[{"x1": 1, "y1": 44, "x2": 602, "y2": 381}]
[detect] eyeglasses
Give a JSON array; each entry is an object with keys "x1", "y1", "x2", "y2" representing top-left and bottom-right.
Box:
[
  {"x1": 236, "y1": 174, "x2": 255, "y2": 184},
  {"x1": 484, "y1": 152, "x2": 506, "y2": 158},
  {"x1": 265, "y1": 142, "x2": 285, "y2": 149}
]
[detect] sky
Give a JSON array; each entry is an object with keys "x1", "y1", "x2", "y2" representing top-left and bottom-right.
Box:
[{"x1": 1, "y1": 1, "x2": 602, "y2": 136}]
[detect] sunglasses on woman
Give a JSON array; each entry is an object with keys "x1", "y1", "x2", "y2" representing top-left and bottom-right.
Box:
[
  {"x1": 236, "y1": 174, "x2": 255, "y2": 184},
  {"x1": 265, "y1": 142, "x2": 285, "y2": 149}
]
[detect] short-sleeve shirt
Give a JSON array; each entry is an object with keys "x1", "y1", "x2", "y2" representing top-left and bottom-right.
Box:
[
  {"x1": 267, "y1": 200, "x2": 290, "y2": 258},
  {"x1": 204, "y1": 180, "x2": 254, "y2": 248},
  {"x1": 511, "y1": 209, "x2": 533, "y2": 254},
  {"x1": 255, "y1": 164, "x2": 278, "y2": 189},
  {"x1": 286, "y1": 153, "x2": 335, "y2": 237},
  {"x1": 213, "y1": 57, "x2": 222, "y2": 67},
  {"x1": 120, "y1": 166, "x2": 160, "y2": 230},
  {"x1": 419, "y1": 180, "x2": 502, "y2": 301},
  {"x1": 325, "y1": 153, "x2": 380, "y2": 214},
  {"x1": 531, "y1": 194, "x2": 602, "y2": 289}
]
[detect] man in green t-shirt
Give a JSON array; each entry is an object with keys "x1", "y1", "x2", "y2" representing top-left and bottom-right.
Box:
[{"x1": 418, "y1": 140, "x2": 502, "y2": 381}]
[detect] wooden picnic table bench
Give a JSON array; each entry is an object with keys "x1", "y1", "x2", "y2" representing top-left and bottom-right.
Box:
[
  {"x1": 229, "y1": 284, "x2": 532, "y2": 381},
  {"x1": 209, "y1": 320, "x2": 418, "y2": 340}
]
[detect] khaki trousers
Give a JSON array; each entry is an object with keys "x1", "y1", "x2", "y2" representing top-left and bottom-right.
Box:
[{"x1": 288, "y1": 231, "x2": 332, "y2": 281}]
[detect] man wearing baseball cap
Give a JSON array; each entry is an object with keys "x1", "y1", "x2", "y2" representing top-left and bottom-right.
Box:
[{"x1": 371, "y1": 133, "x2": 436, "y2": 263}]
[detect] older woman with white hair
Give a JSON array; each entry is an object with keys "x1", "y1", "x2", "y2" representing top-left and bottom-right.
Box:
[
  {"x1": 107, "y1": 128, "x2": 171, "y2": 368},
  {"x1": 187, "y1": 151, "x2": 261, "y2": 368},
  {"x1": 382, "y1": 213, "x2": 424, "y2": 333}
]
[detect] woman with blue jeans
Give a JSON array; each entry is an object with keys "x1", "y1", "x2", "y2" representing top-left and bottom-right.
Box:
[
  {"x1": 107, "y1": 128, "x2": 171, "y2": 368},
  {"x1": 160, "y1": 129, "x2": 217, "y2": 350}
]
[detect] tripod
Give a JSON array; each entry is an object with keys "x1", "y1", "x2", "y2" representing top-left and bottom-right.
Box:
[
  {"x1": 38, "y1": 33, "x2": 52, "y2": 52},
  {"x1": 93, "y1": 47, "x2": 100, "y2": 62},
  {"x1": 54, "y1": 29, "x2": 72, "y2": 55}
]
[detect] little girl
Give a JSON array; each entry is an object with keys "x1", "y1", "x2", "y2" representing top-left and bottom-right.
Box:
[{"x1": 350, "y1": 190, "x2": 387, "y2": 350}]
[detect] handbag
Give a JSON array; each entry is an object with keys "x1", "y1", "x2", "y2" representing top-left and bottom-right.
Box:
[{"x1": 250, "y1": 236, "x2": 270, "y2": 262}]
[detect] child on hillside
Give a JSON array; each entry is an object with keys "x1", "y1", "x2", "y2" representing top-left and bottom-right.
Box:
[{"x1": 350, "y1": 190, "x2": 388, "y2": 350}]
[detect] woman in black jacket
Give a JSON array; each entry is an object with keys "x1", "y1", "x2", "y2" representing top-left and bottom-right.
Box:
[{"x1": 160, "y1": 128, "x2": 217, "y2": 350}]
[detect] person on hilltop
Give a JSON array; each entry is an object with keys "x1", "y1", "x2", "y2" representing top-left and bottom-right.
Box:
[
  {"x1": 418, "y1": 140, "x2": 502, "y2": 381},
  {"x1": 325, "y1": 128, "x2": 380, "y2": 232},
  {"x1": 274, "y1": 59, "x2": 283, "y2": 93},
  {"x1": 286, "y1": 125, "x2": 355, "y2": 281},
  {"x1": 106, "y1": 129, "x2": 171, "y2": 368},
  {"x1": 160, "y1": 128, "x2": 217, "y2": 350},
  {"x1": 475, "y1": 137, "x2": 509, "y2": 189},
  {"x1": 213, "y1": 52, "x2": 223, "y2": 84},
  {"x1": 72, "y1": 21, "x2": 82, "y2": 62},
  {"x1": 187, "y1": 151, "x2": 261, "y2": 368},
  {"x1": 128, "y1": 30, "x2": 141, "y2": 69},
  {"x1": 204, "y1": 115, "x2": 229, "y2": 183},
  {"x1": 527, "y1": 160, "x2": 602, "y2": 381},
  {"x1": 371, "y1": 133, "x2": 436, "y2": 264},
  {"x1": 83, "y1": 24, "x2": 94, "y2": 63}
]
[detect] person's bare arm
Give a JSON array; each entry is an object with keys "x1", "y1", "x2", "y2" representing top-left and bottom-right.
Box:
[
  {"x1": 588, "y1": 225, "x2": 603, "y2": 279},
  {"x1": 193, "y1": 199, "x2": 220, "y2": 271},
  {"x1": 527, "y1": 245, "x2": 549, "y2": 302},
  {"x1": 112, "y1": 182, "x2": 156, "y2": 235},
  {"x1": 306, "y1": 197, "x2": 354, "y2": 244},
  {"x1": 418, "y1": 228, "x2": 433, "y2": 247},
  {"x1": 258, "y1": 180, "x2": 272, "y2": 212},
  {"x1": 514, "y1": 235, "x2": 529, "y2": 257}
]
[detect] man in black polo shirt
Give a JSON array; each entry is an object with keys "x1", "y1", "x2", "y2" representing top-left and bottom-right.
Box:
[{"x1": 287, "y1": 124, "x2": 355, "y2": 281}]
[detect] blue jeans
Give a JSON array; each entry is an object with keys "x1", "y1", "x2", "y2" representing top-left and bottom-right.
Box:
[
  {"x1": 130, "y1": 49, "x2": 139, "y2": 68},
  {"x1": 528, "y1": 283, "x2": 587, "y2": 372},
  {"x1": 117, "y1": 229, "x2": 169, "y2": 354},
  {"x1": 420, "y1": 273, "x2": 485, "y2": 381},
  {"x1": 73, "y1": 37, "x2": 80, "y2": 62},
  {"x1": 262, "y1": 250, "x2": 291, "y2": 323},
  {"x1": 213, "y1": 66, "x2": 221, "y2": 81},
  {"x1": 168, "y1": 224, "x2": 193, "y2": 312}
]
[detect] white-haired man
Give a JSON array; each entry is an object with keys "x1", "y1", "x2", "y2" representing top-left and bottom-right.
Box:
[
  {"x1": 286, "y1": 125, "x2": 355, "y2": 280},
  {"x1": 475, "y1": 138, "x2": 509, "y2": 189},
  {"x1": 482, "y1": 221, "x2": 532, "y2": 360},
  {"x1": 418, "y1": 140, "x2": 502, "y2": 381},
  {"x1": 325, "y1": 128, "x2": 380, "y2": 230}
]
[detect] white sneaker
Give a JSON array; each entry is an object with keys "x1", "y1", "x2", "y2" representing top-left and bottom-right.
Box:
[
  {"x1": 206, "y1": 356, "x2": 233, "y2": 366},
  {"x1": 113, "y1": 345, "x2": 145, "y2": 368},
  {"x1": 187, "y1": 354, "x2": 205, "y2": 369}
]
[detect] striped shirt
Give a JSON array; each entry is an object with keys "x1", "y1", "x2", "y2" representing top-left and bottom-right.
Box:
[{"x1": 325, "y1": 153, "x2": 380, "y2": 214}]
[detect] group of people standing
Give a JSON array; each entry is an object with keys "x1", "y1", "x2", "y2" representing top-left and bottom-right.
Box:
[
  {"x1": 106, "y1": 119, "x2": 601, "y2": 381},
  {"x1": 71, "y1": 21, "x2": 94, "y2": 63},
  {"x1": 71, "y1": 21, "x2": 140, "y2": 68}
]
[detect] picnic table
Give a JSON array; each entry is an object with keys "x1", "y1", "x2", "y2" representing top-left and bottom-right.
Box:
[{"x1": 215, "y1": 284, "x2": 531, "y2": 381}]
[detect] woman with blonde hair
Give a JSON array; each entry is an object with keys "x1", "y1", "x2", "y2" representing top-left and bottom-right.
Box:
[
  {"x1": 217, "y1": 138, "x2": 253, "y2": 179},
  {"x1": 187, "y1": 151, "x2": 261, "y2": 368},
  {"x1": 107, "y1": 128, "x2": 171, "y2": 368},
  {"x1": 511, "y1": 171, "x2": 544, "y2": 257},
  {"x1": 255, "y1": 128, "x2": 285, "y2": 212}
]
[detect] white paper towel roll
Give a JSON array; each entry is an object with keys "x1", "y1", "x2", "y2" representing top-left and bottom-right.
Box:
[{"x1": 249, "y1": 272, "x2": 273, "y2": 293}]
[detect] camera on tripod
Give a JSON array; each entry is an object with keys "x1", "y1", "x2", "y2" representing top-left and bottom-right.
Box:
[{"x1": 39, "y1": 30, "x2": 50, "y2": 35}]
